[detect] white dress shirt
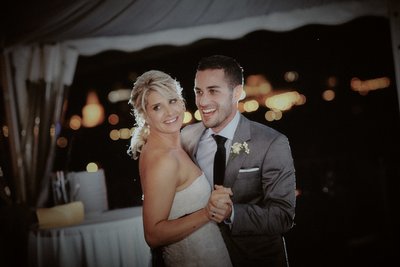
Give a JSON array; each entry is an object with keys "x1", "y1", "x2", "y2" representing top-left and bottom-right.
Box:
[
  {"x1": 196, "y1": 111, "x2": 241, "y2": 225},
  {"x1": 196, "y1": 111, "x2": 240, "y2": 185}
]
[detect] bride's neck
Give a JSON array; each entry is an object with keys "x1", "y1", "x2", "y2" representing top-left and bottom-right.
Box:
[{"x1": 147, "y1": 131, "x2": 180, "y2": 148}]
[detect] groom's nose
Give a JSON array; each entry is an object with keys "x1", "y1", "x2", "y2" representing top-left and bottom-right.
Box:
[{"x1": 197, "y1": 93, "x2": 210, "y2": 107}]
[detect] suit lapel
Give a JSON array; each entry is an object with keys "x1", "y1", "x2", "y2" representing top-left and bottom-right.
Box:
[{"x1": 224, "y1": 115, "x2": 251, "y2": 188}]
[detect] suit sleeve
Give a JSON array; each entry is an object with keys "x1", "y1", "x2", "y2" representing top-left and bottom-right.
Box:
[{"x1": 231, "y1": 134, "x2": 296, "y2": 236}]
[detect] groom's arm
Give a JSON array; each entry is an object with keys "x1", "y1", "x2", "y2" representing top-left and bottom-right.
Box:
[{"x1": 231, "y1": 134, "x2": 296, "y2": 236}]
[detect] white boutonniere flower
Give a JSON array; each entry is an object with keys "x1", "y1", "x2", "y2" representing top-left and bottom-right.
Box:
[{"x1": 230, "y1": 141, "x2": 250, "y2": 158}]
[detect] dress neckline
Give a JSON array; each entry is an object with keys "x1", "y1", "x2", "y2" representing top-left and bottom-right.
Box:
[{"x1": 176, "y1": 173, "x2": 205, "y2": 194}]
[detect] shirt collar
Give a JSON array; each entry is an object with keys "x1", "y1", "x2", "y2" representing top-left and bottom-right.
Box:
[{"x1": 206, "y1": 111, "x2": 240, "y2": 141}]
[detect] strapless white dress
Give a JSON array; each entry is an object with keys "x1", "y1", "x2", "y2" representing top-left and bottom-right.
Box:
[{"x1": 163, "y1": 173, "x2": 232, "y2": 267}]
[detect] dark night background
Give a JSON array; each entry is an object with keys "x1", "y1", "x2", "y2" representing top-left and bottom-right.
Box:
[{"x1": 41, "y1": 15, "x2": 400, "y2": 266}]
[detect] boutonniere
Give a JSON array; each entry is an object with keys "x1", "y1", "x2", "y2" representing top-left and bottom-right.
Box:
[{"x1": 230, "y1": 141, "x2": 250, "y2": 158}]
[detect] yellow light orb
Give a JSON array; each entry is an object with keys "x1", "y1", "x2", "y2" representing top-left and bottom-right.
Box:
[{"x1": 86, "y1": 162, "x2": 98, "y2": 172}]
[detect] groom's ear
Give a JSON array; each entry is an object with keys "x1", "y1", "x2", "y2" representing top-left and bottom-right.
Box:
[{"x1": 233, "y1": 85, "x2": 244, "y2": 102}]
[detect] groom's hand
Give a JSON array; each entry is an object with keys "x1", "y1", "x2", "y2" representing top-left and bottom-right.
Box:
[{"x1": 206, "y1": 186, "x2": 233, "y2": 223}]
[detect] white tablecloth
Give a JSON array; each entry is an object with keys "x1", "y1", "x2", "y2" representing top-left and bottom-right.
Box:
[{"x1": 29, "y1": 206, "x2": 151, "y2": 267}]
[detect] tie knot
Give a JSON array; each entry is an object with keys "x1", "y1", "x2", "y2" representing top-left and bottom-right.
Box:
[{"x1": 212, "y1": 134, "x2": 227, "y2": 146}]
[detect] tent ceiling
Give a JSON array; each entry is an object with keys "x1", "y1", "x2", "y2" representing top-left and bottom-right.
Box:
[{"x1": 2, "y1": 0, "x2": 387, "y2": 55}]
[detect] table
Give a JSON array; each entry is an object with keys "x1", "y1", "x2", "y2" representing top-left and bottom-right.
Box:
[{"x1": 29, "y1": 206, "x2": 151, "y2": 267}]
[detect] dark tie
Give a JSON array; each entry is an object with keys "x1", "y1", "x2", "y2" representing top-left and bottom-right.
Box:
[{"x1": 212, "y1": 134, "x2": 227, "y2": 186}]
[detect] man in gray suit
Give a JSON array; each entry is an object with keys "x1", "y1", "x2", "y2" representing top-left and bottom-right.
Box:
[{"x1": 181, "y1": 55, "x2": 296, "y2": 267}]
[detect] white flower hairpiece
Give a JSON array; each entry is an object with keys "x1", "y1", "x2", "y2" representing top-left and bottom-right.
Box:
[{"x1": 230, "y1": 141, "x2": 250, "y2": 157}]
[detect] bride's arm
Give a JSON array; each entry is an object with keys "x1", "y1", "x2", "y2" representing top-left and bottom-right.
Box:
[{"x1": 140, "y1": 154, "x2": 210, "y2": 248}]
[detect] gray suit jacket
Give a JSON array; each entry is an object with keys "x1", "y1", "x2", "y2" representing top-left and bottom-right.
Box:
[{"x1": 181, "y1": 114, "x2": 296, "y2": 266}]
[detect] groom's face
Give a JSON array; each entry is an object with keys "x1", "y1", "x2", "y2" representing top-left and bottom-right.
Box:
[{"x1": 194, "y1": 69, "x2": 240, "y2": 133}]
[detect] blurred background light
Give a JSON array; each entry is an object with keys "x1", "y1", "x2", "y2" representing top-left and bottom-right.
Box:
[
  {"x1": 82, "y1": 91, "x2": 105, "y2": 128},
  {"x1": 69, "y1": 115, "x2": 82, "y2": 130},
  {"x1": 119, "y1": 128, "x2": 131, "y2": 139},
  {"x1": 86, "y1": 162, "x2": 99, "y2": 172},
  {"x1": 56, "y1": 137, "x2": 68, "y2": 148},
  {"x1": 243, "y1": 99, "x2": 259, "y2": 112},
  {"x1": 265, "y1": 91, "x2": 303, "y2": 111},
  {"x1": 327, "y1": 76, "x2": 338, "y2": 87},
  {"x1": 108, "y1": 114, "x2": 119, "y2": 125},
  {"x1": 284, "y1": 71, "x2": 299, "y2": 82},
  {"x1": 244, "y1": 74, "x2": 272, "y2": 97},
  {"x1": 350, "y1": 77, "x2": 391, "y2": 94},
  {"x1": 109, "y1": 129, "x2": 120, "y2": 141},
  {"x1": 108, "y1": 89, "x2": 131, "y2": 103},
  {"x1": 322, "y1": 89, "x2": 336, "y2": 101},
  {"x1": 183, "y1": 111, "x2": 193, "y2": 124},
  {"x1": 194, "y1": 110, "x2": 202, "y2": 121}
]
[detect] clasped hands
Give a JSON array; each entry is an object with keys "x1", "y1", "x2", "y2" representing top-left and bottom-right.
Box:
[{"x1": 206, "y1": 185, "x2": 233, "y2": 223}]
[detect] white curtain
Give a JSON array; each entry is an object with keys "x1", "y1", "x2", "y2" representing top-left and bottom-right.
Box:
[{"x1": 2, "y1": 44, "x2": 78, "y2": 206}]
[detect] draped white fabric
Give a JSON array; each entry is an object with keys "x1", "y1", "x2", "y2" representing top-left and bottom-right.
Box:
[
  {"x1": 11, "y1": 44, "x2": 78, "y2": 131},
  {"x1": 3, "y1": 0, "x2": 388, "y2": 51},
  {"x1": 64, "y1": 0, "x2": 388, "y2": 56},
  {"x1": 29, "y1": 207, "x2": 151, "y2": 267},
  {"x1": 65, "y1": 169, "x2": 109, "y2": 213}
]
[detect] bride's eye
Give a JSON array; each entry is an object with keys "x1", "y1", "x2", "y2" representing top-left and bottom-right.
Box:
[{"x1": 170, "y1": 98, "x2": 177, "y2": 104}]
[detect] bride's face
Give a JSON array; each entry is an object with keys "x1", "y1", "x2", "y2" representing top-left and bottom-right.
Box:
[{"x1": 145, "y1": 90, "x2": 184, "y2": 134}]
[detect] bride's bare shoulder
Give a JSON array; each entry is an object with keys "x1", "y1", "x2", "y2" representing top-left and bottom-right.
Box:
[{"x1": 140, "y1": 148, "x2": 180, "y2": 180}]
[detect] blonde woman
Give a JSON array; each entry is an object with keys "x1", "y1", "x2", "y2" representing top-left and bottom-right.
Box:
[{"x1": 128, "y1": 70, "x2": 232, "y2": 267}]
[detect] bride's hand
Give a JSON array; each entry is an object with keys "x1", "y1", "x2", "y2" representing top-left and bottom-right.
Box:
[{"x1": 206, "y1": 186, "x2": 233, "y2": 222}]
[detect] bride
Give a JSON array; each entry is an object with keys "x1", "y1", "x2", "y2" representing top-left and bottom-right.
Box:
[{"x1": 128, "y1": 70, "x2": 233, "y2": 267}]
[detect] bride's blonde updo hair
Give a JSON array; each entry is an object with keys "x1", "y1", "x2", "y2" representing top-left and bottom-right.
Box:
[{"x1": 127, "y1": 70, "x2": 185, "y2": 159}]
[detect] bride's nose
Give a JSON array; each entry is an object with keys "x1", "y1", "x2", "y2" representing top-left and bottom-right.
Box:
[{"x1": 165, "y1": 105, "x2": 174, "y2": 115}]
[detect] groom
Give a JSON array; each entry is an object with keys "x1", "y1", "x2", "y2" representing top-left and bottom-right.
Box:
[{"x1": 181, "y1": 55, "x2": 296, "y2": 267}]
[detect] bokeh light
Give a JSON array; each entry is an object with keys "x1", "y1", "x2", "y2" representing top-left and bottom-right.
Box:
[
  {"x1": 109, "y1": 129, "x2": 120, "y2": 141},
  {"x1": 284, "y1": 71, "x2": 299, "y2": 82},
  {"x1": 108, "y1": 114, "x2": 119, "y2": 125},
  {"x1": 69, "y1": 115, "x2": 82, "y2": 130},
  {"x1": 119, "y1": 128, "x2": 131, "y2": 139},
  {"x1": 183, "y1": 111, "x2": 193, "y2": 124},
  {"x1": 243, "y1": 100, "x2": 259, "y2": 112},
  {"x1": 194, "y1": 110, "x2": 202, "y2": 121},
  {"x1": 56, "y1": 137, "x2": 68, "y2": 148},
  {"x1": 265, "y1": 91, "x2": 303, "y2": 111},
  {"x1": 82, "y1": 91, "x2": 105, "y2": 128},
  {"x1": 86, "y1": 162, "x2": 99, "y2": 172},
  {"x1": 350, "y1": 76, "x2": 390, "y2": 94},
  {"x1": 322, "y1": 89, "x2": 335, "y2": 101},
  {"x1": 108, "y1": 89, "x2": 131, "y2": 103}
]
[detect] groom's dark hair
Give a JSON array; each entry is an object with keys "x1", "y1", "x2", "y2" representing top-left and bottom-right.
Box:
[{"x1": 197, "y1": 55, "x2": 244, "y2": 89}]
